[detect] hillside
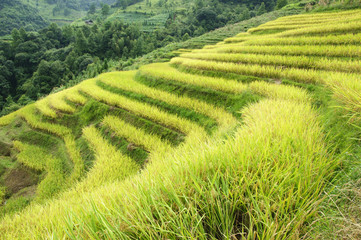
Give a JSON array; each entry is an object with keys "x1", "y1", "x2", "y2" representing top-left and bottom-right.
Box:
[
  {"x1": 0, "y1": 0, "x2": 48, "y2": 36},
  {"x1": 0, "y1": 6, "x2": 301, "y2": 119},
  {"x1": 0, "y1": 0, "x2": 118, "y2": 36},
  {"x1": 1, "y1": 7, "x2": 361, "y2": 239}
]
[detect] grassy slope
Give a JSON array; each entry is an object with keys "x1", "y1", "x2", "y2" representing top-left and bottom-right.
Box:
[
  {"x1": 0, "y1": 7, "x2": 361, "y2": 239},
  {"x1": 0, "y1": 0, "x2": 48, "y2": 36},
  {"x1": 19, "y1": 0, "x2": 86, "y2": 24}
]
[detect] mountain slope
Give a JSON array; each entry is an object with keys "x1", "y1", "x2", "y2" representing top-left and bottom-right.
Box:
[
  {"x1": 0, "y1": 0, "x2": 48, "y2": 36},
  {"x1": 0, "y1": 8, "x2": 361, "y2": 239}
]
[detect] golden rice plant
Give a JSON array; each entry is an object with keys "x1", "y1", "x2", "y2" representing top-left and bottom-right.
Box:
[
  {"x1": 36, "y1": 98, "x2": 57, "y2": 118},
  {"x1": 80, "y1": 125, "x2": 139, "y2": 190},
  {"x1": 13, "y1": 141, "x2": 66, "y2": 200},
  {"x1": 139, "y1": 63, "x2": 248, "y2": 94},
  {"x1": 48, "y1": 91, "x2": 76, "y2": 114},
  {"x1": 276, "y1": 8, "x2": 361, "y2": 21},
  {"x1": 20, "y1": 105, "x2": 71, "y2": 137},
  {"x1": 263, "y1": 11, "x2": 361, "y2": 26},
  {"x1": 64, "y1": 135, "x2": 85, "y2": 184},
  {"x1": 242, "y1": 33, "x2": 361, "y2": 46},
  {"x1": 64, "y1": 87, "x2": 87, "y2": 105},
  {"x1": 0, "y1": 187, "x2": 4, "y2": 204},
  {"x1": 98, "y1": 71, "x2": 237, "y2": 128},
  {"x1": 278, "y1": 21, "x2": 361, "y2": 37},
  {"x1": 248, "y1": 24, "x2": 311, "y2": 34},
  {"x1": 79, "y1": 78, "x2": 207, "y2": 138},
  {"x1": 13, "y1": 141, "x2": 47, "y2": 170},
  {"x1": 224, "y1": 34, "x2": 274, "y2": 43},
  {"x1": 103, "y1": 115, "x2": 172, "y2": 153},
  {"x1": 171, "y1": 57, "x2": 323, "y2": 84},
  {"x1": 248, "y1": 81, "x2": 311, "y2": 103},
  {"x1": 180, "y1": 52, "x2": 361, "y2": 73},
  {"x1": 196, "y1": 44, "x2": 361, "y2": 58},
  {"x1": 0, "y1": 97, "x2": 336, "y2": 239},
  {"x1": 19, "y1": 105, "x2": 84, "y2": 183},
  {"x1": 327, "y1": 73, "x2": 361, "y2": 121},
  {"x1": 247, "y1": 14, "x2": 361, "y2": 34},
  {"x1": 0, "y1": 109, "x2": 23, "y2": 126},
  {"x1": 235, "y1": 32, "x2": 250, "y2": 37}
]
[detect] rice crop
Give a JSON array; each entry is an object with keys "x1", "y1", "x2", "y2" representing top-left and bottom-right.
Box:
[
  {"x1": 48, "y1": 92, "x2": 76, "y2": 114},
  {"x1": 36, "y1": 98, "x2": 57, "y2": 118},
  {"x1": 0, "y1": 188, "x2": 4, "y2": 204},
  {"x1": 248, "y1": 81, "x2": 310, "y2": 103},
  {"x1": 327, "y1": 73, "x2": 361, "y2": 121},
  {"x1": 248, "y1": 24, "x2": 311, "y2": 33},
  {"x1": 171, "y1": 57, "x2": 323, "y2": 84},
  {"x1": 80, "y1": 125, "x2": 139, "y2": 189},
  {"x1": 19, "y1": 105, "x2": 84, "y2": 183},
  {"x1": 98, "y1": 71, "x2": 237, "y2": 129},
  {"x1": 180, "y1": 52, "x2": 361, "y2": 73},
  {"x1": 278, "y1": 21, "x2": 361, "y2": 37},
  {"x1": 103, "y1": 115, "x2": 172, "y2": 153},
  {"x1": 276, "y1": 8, "x2": 361, "y2": 21},
  {"x1": 0, "y1": 97, "x2": 337, "y2": 239},
  {"x1": 260, "y1": 12, "x2": 361, "y2": 26},
  {"x1": 242, "y1": 33, "x2": 361, "y2": 46},
  {"x1": 79, "y1": 78, "x2": 207, "y2": 138},
  {"x1": 0, "y1": 8, "x2": 360, "y2": 239},
  {"x1": 139, "y1": 63, "x2": 248, "y2": 94},
  {"x1": 0, "y1": 109, "x2": 23, "y2": 126},
  {"x1": 13, "y1": 141, "x2": 66, "y2": 200},
  {"x1": 64, "y1": 87, "x2": 87, "y2": 105},
  {"x1": 194, "y1": 44, "x2": 361, "y2": 58}
]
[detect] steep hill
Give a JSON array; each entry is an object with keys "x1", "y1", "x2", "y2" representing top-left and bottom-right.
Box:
[
  {"x1": 1, "y1": 8, "x2": 361, "y2": 239},
  {"x1": 0, "y1": 0, "x2": 48, "y2": 36},
  {"x1": 0, "y1": 0, "x2": 118, "y2": 36}
]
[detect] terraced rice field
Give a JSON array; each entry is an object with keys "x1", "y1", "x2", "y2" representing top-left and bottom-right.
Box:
[{"x1": 0, "y1": 9, "x2": 360, "y2": 239}]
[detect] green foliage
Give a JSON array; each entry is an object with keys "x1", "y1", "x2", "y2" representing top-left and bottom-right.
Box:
[
  {"x1": 257, "y1": 2, "x2": 267, "y2": 15},
  {"x1": 0, "y1": 196, "x2": 31, "y2": 218},
  {"x1": 101, "y1": 4, "x2": 110, "y2": 16},
  {"x1": 276, "y1": 0, "x2": 288, "y2": 9},
  {"x1": 88, "y1": 4, "x2": 96, "y2": 14},
  {"x1": 0, "y1": 0, "x2": 48, "y2": 36}
]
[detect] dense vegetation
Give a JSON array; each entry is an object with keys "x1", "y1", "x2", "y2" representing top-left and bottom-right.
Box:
[
  {"x1": 0, "y1": 0, "x2": 304, "y2": 116},
  {"x1": 0, "y1": 0, "x2": 48, "y2": 36},
  {"x1": 0, "y1": 21, "x2": 154, "y2": 116},
  {"x1": 0, "y1": 6, "x2": 361, "y2": 238}
]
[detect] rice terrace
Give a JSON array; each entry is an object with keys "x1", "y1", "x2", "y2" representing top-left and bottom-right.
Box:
[{"x1": 1, "y1": 1, "x2": 361, "y2": 239}]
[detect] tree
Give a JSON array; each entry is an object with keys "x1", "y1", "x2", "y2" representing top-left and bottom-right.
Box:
[
  {"x1": 64, "y1": 8, "x2": 71, "y2": 16},
  {"x1": 117, "y1": 0, "x2": 129, "y2": 9},
  {"x1": 257, "y1": 2, "x2": 267, "y2": 16},
  {"x1": 101, "y1": 4, "x2": 110, "y2": 16},
  {"x1": 276, "y1": 0, "x2": 288, "y2": 9},
  {"x1": 75, "y1": 30, "x2": 88, "y2": 54},
  {"x1": 88, "y1": 3, "x2": 96, "y2": 15},
  {"x1": 182, "y1": 33, "x2": 190, "y2": 41},
  {"x1": 242, "y1": 7, "x2": 251, "y2": 20}
]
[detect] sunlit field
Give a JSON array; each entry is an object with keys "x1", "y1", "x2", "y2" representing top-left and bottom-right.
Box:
[{"x1": 0, "y1": 8, "x2": 361, "y2": 239}]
